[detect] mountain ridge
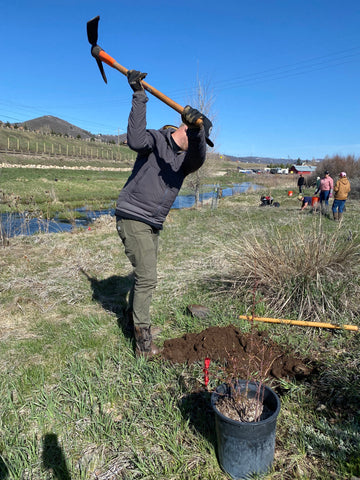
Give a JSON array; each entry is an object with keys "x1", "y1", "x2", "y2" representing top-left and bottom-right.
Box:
[
  {"x1": 4, "y1": 115, "x2": 319, "y2": 163},
  {"x1": 12, "y1": 115, "x2": 127, "y2": 144}
]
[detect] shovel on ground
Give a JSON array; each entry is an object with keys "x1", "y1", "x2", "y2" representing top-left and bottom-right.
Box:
[{"x1": 87, "y1": 15, "x2": 199, "y2": 123}]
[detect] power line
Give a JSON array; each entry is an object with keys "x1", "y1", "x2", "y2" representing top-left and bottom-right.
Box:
[
  {"x1": 210, "y1": 46, "x2": 360, "y2": 91},
  {"x1": 1, "y1": 45, "x2": 360, "y2": 130}
]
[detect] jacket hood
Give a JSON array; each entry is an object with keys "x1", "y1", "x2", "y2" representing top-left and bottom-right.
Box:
[{"x1": 339, "y1": 177, "x2": 350, "y2": 185}]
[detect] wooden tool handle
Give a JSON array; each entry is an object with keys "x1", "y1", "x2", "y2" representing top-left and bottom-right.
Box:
[
  {"x1": 98, "y1": 50, "x2": 202, "y2": 124},
  {"x1": 238, "y1": 315, "x2": 359, "y2": 331}
]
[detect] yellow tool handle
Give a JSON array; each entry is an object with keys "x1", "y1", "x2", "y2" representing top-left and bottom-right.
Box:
[{"x1": 239, "y1": 315, "x2": 358, "y2": 332}]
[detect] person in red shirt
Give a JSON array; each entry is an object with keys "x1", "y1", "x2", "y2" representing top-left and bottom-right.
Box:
[{"x1": 319, "y1": 171, "x2": 334, "y2": 212}]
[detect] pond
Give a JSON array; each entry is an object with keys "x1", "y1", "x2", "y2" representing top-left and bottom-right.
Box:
[{"x1": 0, "y1": 182, "x2": 261, "y2": 238}]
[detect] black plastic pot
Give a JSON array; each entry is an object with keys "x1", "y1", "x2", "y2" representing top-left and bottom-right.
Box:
[{"x1": 211, "y1": 380, "x2": 281, "y2": 480}]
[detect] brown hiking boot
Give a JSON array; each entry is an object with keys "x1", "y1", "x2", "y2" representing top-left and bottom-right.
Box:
[{"x1": 134, "y1": 326, "x2": 160, "y2": 359}]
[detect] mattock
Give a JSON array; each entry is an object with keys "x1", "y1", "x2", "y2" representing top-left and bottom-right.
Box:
[{"x1": 86, "y1": 15, "x2": 202, "y2": 126}]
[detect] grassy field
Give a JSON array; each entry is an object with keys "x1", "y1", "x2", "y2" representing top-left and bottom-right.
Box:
[
  {"x1": 0, "y1": 161, "x2": 359, "y2": 479},
  {"x1": 0, "y1": 127, "x2": 135, "y2": 165},
  {"x1": 0, "y1": 156, "x2": 275, "y2": 217},
  {"x1": 0, "y1": 166, "x2": 132, "y2": 218},
  {"x1": 0, "y1": 146, "x2": 248, "y2": 217}
]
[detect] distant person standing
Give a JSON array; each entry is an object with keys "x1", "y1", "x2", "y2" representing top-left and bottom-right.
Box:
[
  {"x1": 332, "y1": 172, "x2": 351, "y2": 221},
  {"x1": 297, "y1": 174, "x2": 305, "y2": 193},
  {"x1": 319, "y1": 171, "x2": 334, "y2": 213}
]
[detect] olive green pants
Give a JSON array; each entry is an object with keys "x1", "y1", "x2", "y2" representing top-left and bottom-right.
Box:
[{"x1": 116, "y1": 218, "x2": 159, "y2": 328}]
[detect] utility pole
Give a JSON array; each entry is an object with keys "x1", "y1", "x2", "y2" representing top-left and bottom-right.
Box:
[{"x1": 117, "y1": 127, "x2": 125, "y2": 145}]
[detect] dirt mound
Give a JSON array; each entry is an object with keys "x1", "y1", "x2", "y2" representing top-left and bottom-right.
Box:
[{"x1": 161, "y1": 325, "x2": 311, "y2": 381}]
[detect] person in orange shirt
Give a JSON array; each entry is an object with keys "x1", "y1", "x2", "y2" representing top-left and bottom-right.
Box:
[{"x1": 332, "y1": 172, "x2": 351, "y2": 221}]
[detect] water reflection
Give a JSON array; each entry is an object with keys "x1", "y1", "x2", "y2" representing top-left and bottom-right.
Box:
[
  {"x1": 172, "y1": 182, "x2": 257, "y2": 208},
  {"x1": 1, "y1": 182, "x2": 260, "y2": 237}
]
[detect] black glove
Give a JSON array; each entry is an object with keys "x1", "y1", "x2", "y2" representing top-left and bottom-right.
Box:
[
  {"x1": 127, "y1": 70, "x2": 147, "y2": 92},
  {"x1": 181, "y1": 105, "x2": 203, "y2": 128},
  {"x1": 182, "y1": 105, "x2": 214, "y2": 147}
]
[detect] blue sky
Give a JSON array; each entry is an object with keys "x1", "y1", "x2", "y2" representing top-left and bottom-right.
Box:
[{"x1": 2, "y1": 0, "x2": 360, "y2": 160}]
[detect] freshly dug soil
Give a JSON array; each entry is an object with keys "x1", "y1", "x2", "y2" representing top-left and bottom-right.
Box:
[{"x1": 161, "y1": 324, "x2": 311, "y2": 381}]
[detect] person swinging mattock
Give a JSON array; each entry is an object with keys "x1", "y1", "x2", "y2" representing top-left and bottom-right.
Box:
[{"x1": 115, "y1": 70, "x2": 213, "y2": 358}]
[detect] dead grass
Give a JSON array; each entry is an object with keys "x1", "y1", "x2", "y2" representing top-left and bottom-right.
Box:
[
  {"x1": 0, "y1": 216, "x2": 128, "y2": 342},
  {"x1": 252, "y1": 173, "x2": 297, "y2": 190},
  {"x1": 209, "y1": 217, "x2": 360, "y2": 323},
  {"x1": 1, "y1": 194, "x2": 360, "y2": 479}
]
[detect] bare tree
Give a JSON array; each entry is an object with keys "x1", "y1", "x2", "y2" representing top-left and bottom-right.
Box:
[
  {"x1": 318, "y1": 154, "x2": 360, "y2": 179},
  {"x1": 184, "y1": 76, "x2": 217, "y2": 207}
]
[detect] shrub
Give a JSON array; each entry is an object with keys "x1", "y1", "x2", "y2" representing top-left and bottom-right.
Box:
[
  {"x1": 316, "y1": 155, "x2": 360, "y2": 182},
  {"x1": 216, "y1": 220, "x2": 360, "y2": 324},
  {"x1": 348, "y1": 176, "x2": 360, "y2": 200}
]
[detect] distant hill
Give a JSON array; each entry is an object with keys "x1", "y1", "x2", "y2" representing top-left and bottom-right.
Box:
[
  {"x1": 19, "y1": 115, "x2": 92, "y2": 139},
  {"x1": 225, "y1": 155, "x2": 289, "y2": 165},
  {"x1": 225, "y1": 155, "x2": 322, "y2": 165},
  {"x1": 7, "y1": 115, "x2": 320, "y2": 163},
  {"x1": 15, "y1": 115, "x2": 127, "y2": 144}
]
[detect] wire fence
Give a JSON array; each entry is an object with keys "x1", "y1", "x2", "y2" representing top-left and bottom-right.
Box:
[{"x1": 1, "y1": 140, "x2": 134, "y2": 161}]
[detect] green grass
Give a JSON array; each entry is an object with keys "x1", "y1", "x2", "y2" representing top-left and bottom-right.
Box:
[
  {"x1": 0, "y1": 161, "x2": 360, "y2": 479},
  {"x1": 0, "y1": 127, "x2": 135, "y2": 165},
  {"x1": 0, "y1": 167, "x2": 131, "y2": 215}
]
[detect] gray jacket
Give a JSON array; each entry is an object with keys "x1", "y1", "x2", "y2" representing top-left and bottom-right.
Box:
[{"x1": 115, "y1": 91, "x2": 207, "y2": 229}]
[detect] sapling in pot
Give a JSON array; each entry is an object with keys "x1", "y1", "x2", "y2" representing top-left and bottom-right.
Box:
[
  {"x1": 206, "y1": 338, "x2": 274, "y2": 423},
  {"x1": 215, "y1": 379, "x2": 265, "y2": 423},
  {"x1": 206, "y1": 354, "x2": 281, "y2": 480}
]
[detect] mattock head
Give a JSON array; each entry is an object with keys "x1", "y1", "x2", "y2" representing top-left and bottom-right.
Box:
[{"x1": 87, "y1": 15, "x2": 107, "y2": 84}]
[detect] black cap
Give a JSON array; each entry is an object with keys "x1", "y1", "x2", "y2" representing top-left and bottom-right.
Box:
[{"x1": 202, "y1": 116, "x2": 214, "y2": 147}]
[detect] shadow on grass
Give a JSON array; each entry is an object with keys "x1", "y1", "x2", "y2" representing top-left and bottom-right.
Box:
[
  {"x1": 42, "y1": 433, "x2": 71, "y2": 480},
  {"x1": 0, "y1": 455, "x2": 9, "y2": 480},
  {"x1": 179, "y1": 390, "x2": 217, "y2": 448},
  {"x1": 79, "y1": 268, "x2": 134, "y2": 339}
]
